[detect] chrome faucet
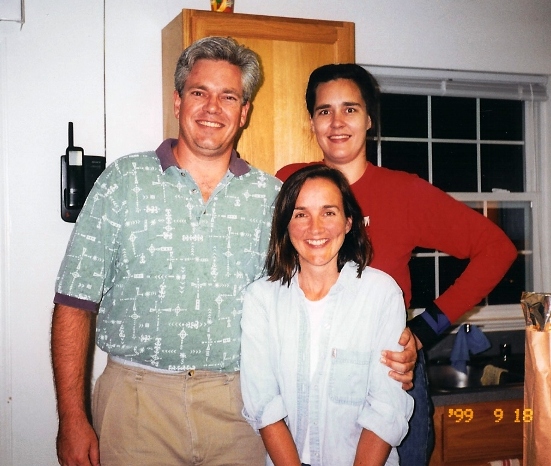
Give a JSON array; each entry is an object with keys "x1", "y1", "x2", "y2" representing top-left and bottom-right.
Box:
[{"x1": 500, "y1": 343, "x2": 511, "y2": 362}]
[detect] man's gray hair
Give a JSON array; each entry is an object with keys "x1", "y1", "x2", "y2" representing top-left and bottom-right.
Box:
[{"x1": 174, "y1": 36, "x2": 262, "y2": 104}]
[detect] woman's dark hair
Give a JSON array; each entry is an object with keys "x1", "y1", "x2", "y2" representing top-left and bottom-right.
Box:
[
  {"x1": 305, "y1": 63, "x2": 380, "y2": 137},
  {"x1": 265, "y1": 164, "x2": 373, "y2": 286}
]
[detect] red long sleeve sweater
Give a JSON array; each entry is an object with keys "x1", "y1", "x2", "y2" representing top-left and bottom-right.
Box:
[{"x1": 276, "y1": 162, "x2": 517, "y2": 324}]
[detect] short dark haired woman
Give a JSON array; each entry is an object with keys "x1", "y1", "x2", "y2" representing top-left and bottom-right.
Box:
[{"x1": 240, "y1": 165, "x2": 413, "y2": 466}]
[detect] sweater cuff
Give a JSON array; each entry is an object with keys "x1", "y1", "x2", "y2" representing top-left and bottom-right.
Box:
[{"x1": 407, "y1": 302, "x2": 450, "y2": 349}]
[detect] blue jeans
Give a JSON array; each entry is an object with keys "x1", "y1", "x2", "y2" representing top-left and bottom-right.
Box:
[{"x1": 397, "y1": 350, "x2": 435, "y2": 466}]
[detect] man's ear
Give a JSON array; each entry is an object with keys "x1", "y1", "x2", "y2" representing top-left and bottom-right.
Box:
[
  {"x1": 239, "y1": 101, "x2": 251, "y2": 128},
  {"x1": 173, "y1": 90, "x2": 181, "y2": 119}
]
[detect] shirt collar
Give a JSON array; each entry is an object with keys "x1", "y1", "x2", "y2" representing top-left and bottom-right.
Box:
[
  {"x1": 290, "y1": 262, "x2": 357, "y2": 293},
  {"x1": 155, "y1": 138, "x2": 251, "y2": 176}
]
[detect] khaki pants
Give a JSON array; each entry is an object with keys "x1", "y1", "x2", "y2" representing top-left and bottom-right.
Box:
[{"x1": 92, "y1": 358, "x2": 266, "y2": 466}]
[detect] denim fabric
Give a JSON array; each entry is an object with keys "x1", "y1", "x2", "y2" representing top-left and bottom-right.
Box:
[
  {"x1": 397, "y1": 351, "x2": 435, "y2": 466},
  {"x1": 241, "y1": 264, "x2": 413, "y2": 466}
]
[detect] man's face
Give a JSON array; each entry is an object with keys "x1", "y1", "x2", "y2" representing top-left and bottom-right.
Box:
[{"x1": 174, "y1": 59, "x2": 250, "y2": 158}]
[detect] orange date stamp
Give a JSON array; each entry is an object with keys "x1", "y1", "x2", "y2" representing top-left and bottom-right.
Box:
[{"x1": 447, "y1": 407, "x2": 534, "y2": 423}]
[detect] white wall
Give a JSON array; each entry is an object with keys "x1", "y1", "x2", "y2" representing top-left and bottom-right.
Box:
[{"x1": 1, "y1": 0, "x2": 550, "y2": 464}]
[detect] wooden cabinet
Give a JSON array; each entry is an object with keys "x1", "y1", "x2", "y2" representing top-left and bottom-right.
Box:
[
  {"x1": 162, "y1": 9, "x2": 355, "y2": 174},
  {"x1": 430, "y1": 398, "x2": 524, "y2": 466}
]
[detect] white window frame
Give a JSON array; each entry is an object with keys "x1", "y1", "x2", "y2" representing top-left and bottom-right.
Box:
[{"x1": 362, "y1": 65, "x2": 549, "y2": 331}]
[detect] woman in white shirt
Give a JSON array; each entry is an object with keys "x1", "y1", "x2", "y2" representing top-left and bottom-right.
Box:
[{"x1": 240, "y1": 165, "x2": 413, "y2": 466}]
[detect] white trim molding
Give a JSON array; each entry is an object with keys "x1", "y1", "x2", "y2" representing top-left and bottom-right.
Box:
[
  {"x1": 363, "y1": 64, "x2": 548, "y2": 101},
  {"x1": 0, "y1": 36, "x2": 13, "y2": 466}
]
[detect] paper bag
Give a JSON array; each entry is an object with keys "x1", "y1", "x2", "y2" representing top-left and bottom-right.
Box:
[{"x1": 523, "y1": 327, "x2": 551, "y2": 465}]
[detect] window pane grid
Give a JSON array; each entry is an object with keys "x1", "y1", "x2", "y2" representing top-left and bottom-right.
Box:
[
  {"x1": 476, "y1": 98, "x2": 481, "y2": 193},
  {"x1": 373, "y1": 93, "x2": 530, "y2": 310},
  {"x1": 376, "y1": 95, "x2": 525, "y2": 192},
  {"x1": 379, "y1": 137, "x2": 525, "y2": 145},
  {"x1": 428, "y1": 96, "x2": 433, "y2": 185}
]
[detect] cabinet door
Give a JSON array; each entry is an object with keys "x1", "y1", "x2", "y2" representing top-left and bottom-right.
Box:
[
  {"x1": 430, "y1": 398, "x2": 524, "y2": 465},
  {"x1": 162, "y1": 9, "x2": 355, "y2": 174}
]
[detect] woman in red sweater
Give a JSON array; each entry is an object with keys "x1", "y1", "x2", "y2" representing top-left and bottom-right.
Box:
[{"x1": 276, "y1": 64, "x2": 517, "y2": 466}]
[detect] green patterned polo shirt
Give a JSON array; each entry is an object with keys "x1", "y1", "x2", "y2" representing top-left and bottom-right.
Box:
[{"x1": 55, "y1": 139, "x2": 281, "y2": 371}]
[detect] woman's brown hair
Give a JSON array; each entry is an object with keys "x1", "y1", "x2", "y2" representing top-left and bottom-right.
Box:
[{"x1": 265, "y1": 164, "x2": 373, "y2": 286}]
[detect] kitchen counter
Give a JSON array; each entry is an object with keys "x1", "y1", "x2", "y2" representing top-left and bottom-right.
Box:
[
  {"x1": 431, "y1": 383, "x2": 523, "y2": 406},
  {"x1": 427, "y1": 329, "x2": 525, "y2": 406}
]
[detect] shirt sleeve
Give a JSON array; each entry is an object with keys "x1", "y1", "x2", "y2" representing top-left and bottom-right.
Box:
[
  {"x1": 357, "y1": 282, "x2": 414, "y2": 446},
  {"x1": 408, "y1": 176, "x2": 517, "y2": 323},
  {"x1": 54, "y1": 162, "x2": 125, "y2": 306},
  {"x1": 240, "y1": 281, "x2": 288, "y2": 433}
]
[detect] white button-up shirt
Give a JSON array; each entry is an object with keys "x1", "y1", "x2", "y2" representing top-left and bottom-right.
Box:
[{"x1": 240, "y1": 263, "x2": 413, "y2": 466}]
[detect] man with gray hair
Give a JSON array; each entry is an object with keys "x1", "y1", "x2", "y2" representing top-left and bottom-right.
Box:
[{"x1": 51, "y1": 36, "x2": 280, "y2": 466}]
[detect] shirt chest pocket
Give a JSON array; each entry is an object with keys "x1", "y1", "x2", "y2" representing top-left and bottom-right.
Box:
[{"x1": 328, "y1": 348, "x2": 372, "y2": 405}]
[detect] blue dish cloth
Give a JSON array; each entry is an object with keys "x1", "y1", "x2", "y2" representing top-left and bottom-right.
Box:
[{"x1": 450, "y1": 324, "x2": 491, "y2": 374}]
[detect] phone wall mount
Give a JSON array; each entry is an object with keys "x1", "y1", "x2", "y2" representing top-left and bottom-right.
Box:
[{"x1": 60, "y1": 122, "x2": 106, "y2": 223}]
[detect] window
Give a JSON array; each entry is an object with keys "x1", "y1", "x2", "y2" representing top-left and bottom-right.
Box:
[{"x1": 363, "y1": 66, "x2": 548, "y2": 329}]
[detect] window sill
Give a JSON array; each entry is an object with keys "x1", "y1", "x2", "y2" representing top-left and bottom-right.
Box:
[{"x1": 409, "y1": 304, "x2": 526, "y2": 332}]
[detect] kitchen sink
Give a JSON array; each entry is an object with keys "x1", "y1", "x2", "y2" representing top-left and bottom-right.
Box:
[{"x1": 427, "y1": 354, "x2": 524, "y2": 394}]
